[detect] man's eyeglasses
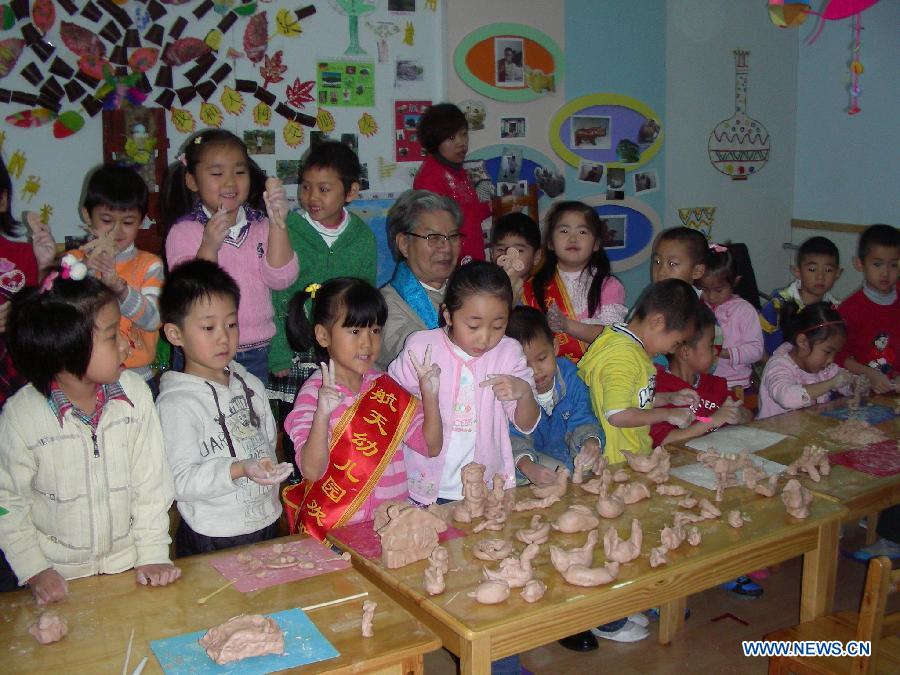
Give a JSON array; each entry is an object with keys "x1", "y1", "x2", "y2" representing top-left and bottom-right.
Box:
[{"x1": 404, "y1": 231, "x2": 466, "y2": 248}]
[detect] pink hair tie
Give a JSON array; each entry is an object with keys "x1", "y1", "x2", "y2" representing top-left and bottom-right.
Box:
[
  {"x1": 709, "y1": 243, "x2": 728, "y2": 253},
  {"x1": 39, "y1": 271, "x2": 58, "y2": 294},
  {"x1": 176, "y1": 152, "x2": 187, "y2": 167}
]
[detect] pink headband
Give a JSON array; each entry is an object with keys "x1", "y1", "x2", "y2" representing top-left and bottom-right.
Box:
[{"x1": 709, "y1": 243, "x2": 728, "y2": 253}]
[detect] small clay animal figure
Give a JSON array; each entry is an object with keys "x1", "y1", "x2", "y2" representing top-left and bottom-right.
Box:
[
  {"x1": 516, "y1": 515, "x2": 551, "y2": 545},
  {"x1": 472, "y1": 539, "x2": 514, "y2": 561},
  {"x1": 741, "y1": 462, "x2": 767, "y2": 491},
  {"x1": 513, "y1": 494, "x2": 561, "y2": 512},
  {"x1": 622, "y1": 445, "x2": 667, "y2": 474},
  {"x1": 649, "y1": 546, "x2": 668, "y2": 568},
  {"x1": 698, "y1": 498, "x2": 722, "y2": 520},
  {"x1": 428, "y1": 545, "x2": 449, "y2": 574},
  {"x1": 782, "y1": 479, "x2": 813, "y2": 519},
  {"x1": 361, "y1": 601, "x2": 377, "y2": 637},
  {"x1": 646, "y1": 451, "x2": 671, "y2": 484},
  {"x1": 550, "y1": 529, "x2": 599, "y2": 573},
  {"x1": 561, "y1": 561, "x2": 620, "y2": 587},
  {"x1": 686, "y1": 526, "x2": 702, "y2": 547},
  {"x1": 612, "y1": 468, "x2": 630, "y2": 483},
  {"x1": 473, "y1": 515, "x2": 506, "y2": 533},
  {"x1": 551, "y1": 505, "x2": 600, "y2": 533},
  {"x1": 656, "y1": 484, "x2": 688, "y2": 497},
  {"x1": 677, "y1": 495, "x2": 698, "y2": 509},
  {"x1": 472, "y1": 579, "x2": 510, "y2": 604},
  {"x1": 28, "y1": 611, "x2": 68, "y2": 645},
  {"x1": 579, "y1": 476, "x2": 607, "y2": 494},
  {"x1": 754, "y1": 474, "x2": 779, "y2": 498},
  {"x1": 660, "y1": 524, "x2": 685, "y2": 551},
  {"x1": 424, "y1": 563, "x2": 445, "y2": 596},
  {"x1": 520, "y1": 579, "x2": 547, "y2": 603},
  {"x1": 727, "y1": 510, "x2": 744, "y2": 528},
  {"x1": 787, "y1": 444, "x2": 831, "y2": 483},
  {"x1": 596, "y1": 484, "x2": 625, "y2": 519},
  {"x1": 530, "y1": 468, "x2": 569, "y2": 499},
  {"x1": 673, "y1": 510, "x2": 704, "y2": 528},
  {"x1": 612, "y1": 481, "x2": 651, "y2": 505},
  {"x1": 603, "y1": 519, "x2": 642, "y2": 564},
  {"x1": 483, "y1": 543, "x2": 540, "y2": 588}
]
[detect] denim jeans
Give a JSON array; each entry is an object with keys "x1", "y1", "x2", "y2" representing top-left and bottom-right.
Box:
[{"x1": 235, "y1": 345, "x2": 270, "y2": 387}]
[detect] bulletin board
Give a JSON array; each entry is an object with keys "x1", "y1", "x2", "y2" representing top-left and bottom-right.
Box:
[{"x1": 0, "y1": 0, "x2": 444, "y2": 240}]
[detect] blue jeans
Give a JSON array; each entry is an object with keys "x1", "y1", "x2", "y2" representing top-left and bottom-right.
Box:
[{"x1": 235, "y1": 345, "x2": 270, "y2": 387}]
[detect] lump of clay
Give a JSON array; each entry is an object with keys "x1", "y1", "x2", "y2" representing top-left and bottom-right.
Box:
[
  {"x1": 550, "y1": 529, "x2": 599, "y2": 574},
  {"x1": 612, "y1": 468, "x2": 630, "y2": 483},
  {"x1": 782, "y1": 478, "x2": 813, "y2": 519},
  {"x1": 727, "y1": 510, "x2": 744, "y2": 528},
  {"x1": 787, "y1": 444, "x2": 830, "y2": 483},
  {"x1": 551, "y1": 505, "x2": 600, "y2": 533},
  {"x1": 530, "y1": 468, "x2": 570, "y2": 499},
  {"x1": 520, "y1": 579, "x2": 547, "y2": 603},
  {"x1": 424, "y1": 564, "x2": 445, "y2": 596},
  {"x1": 698, "y1": 498, "x2": 721, "y2": 520},
  {"x1": 649, "y1": 545, "x2": 668, "y2": 568},
  {"x1": 622, "y1": 446, "x2": 665, "y2": 473},
  {"x1": 677, "y1": 495, "x2": 698, "y2": 509},
  {"x1": 673, "y1": 510, "x2": 704, "y2": 527},
  {"x1": 483, "y1": 543, "x2": 539, "y2": 588},
  {"x1": 516, "y1": 515, "x2": 551, "y2": 545},
  {"x1": 199, "y1": 615, "x2": 284, "y2": 665},
  {"x1": 561, "y1": 561, "x2": 619, "y2": 587},
  {"x1": 428, "y1": 545, "x2": 449, "y2": 574},
  {"x1": 579, "y1": 476, "x2": 608, "y2": 494},
  {"x1": 612, "y1": 481, "x2": 651, "y2": 505},
  {"x1": 473, "y1": 515, "x2": 506, "y2": 533},
  {"x1": 686, "y1": 526, "x2": 701, "y2": 547},
  {"x1": 28, "y1": 611, "x2": 68, "y2": 645},
  {"x1": 660, "y1": 524, "x2": 685, "y2": 551},
  {"x1": 378, "y1": 503, "x2": 448, "y2": 569},
  {"x1": 656, "y1": 484, "x2": 688, "y2": 497},
  {"x1": 472, "y1": 579, "x2": 510, "y2": 604},
  {"x1": 603, "y1": 519, "x2": 642, "y2": 564},
  {"x1": 361, "y1": 601, "x2": 377, "y2": 638},
  {"x1": 596, "y1": 484, "x2": 625, "y2": 519},
  {"x1": 829, "y1": 419, "x2": 888, "y2": 445},
  {"x1": 513, "y1": 494, "x2": 560, "y2": 512},
  {"x1": 755, "y1": 474, "x2": 779, "y2": 498},
  {"x1": 472, "y1": 539, "x2": 514, "y2": 561}
]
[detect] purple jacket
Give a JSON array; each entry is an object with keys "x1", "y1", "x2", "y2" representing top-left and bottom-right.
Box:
[
  {"x1": 758, "y1": 342, "x2": 851, "y2": 419},
  {"x1": 710, "y1": 296, "x2": 764, "y2": 389}
]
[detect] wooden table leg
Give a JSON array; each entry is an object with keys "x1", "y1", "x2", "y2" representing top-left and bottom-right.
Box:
[
  {"x1": 800, "y1": 519, "x2": 839, "y2": 622},
  {"x1": 865, "y1": 512, "x2": 879, "y2": 545},
  {"x1": 460, "y1": 636, "x2": 492, "y2": 675},
  {"x1": 400, "y1": 653, "x2": 424, "y2": 675},
  {"x1": 658, "y1": 596, "x2": 687, "y2": 645}
]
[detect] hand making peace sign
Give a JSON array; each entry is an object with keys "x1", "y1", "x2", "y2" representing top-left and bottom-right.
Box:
[
  {"x1": 316, "y1": 359, "x2": 345, "y2": 417},
  {"x1": 409, "y1": 343, "x2": 441, "y2": 396}
]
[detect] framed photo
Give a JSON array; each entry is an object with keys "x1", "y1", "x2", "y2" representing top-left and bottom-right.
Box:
[
  {"x1": 570, "y1": 115, "x2": 611, "y2": 150},
  {"x1": 577, "y1": 160, "x2": 604, "y2": 184},
  {"x1": 498, "y1": 147, "x2": 523, "y2": 182},
  {"x1": 243, "y1": 130, "x2": 275, "y2": 155},
  {"x1": 601, "y1": 215, "x2": 627, "y2": 250},
  {"x1": 633, "y1": 169, "x2": 659, "y2": 194},
  {"x1": 500, "y1": 116, "x2": 526, "y2": 139},
  {"x1": 494, "y1": 37, "x2": 525, "y2": 87}
]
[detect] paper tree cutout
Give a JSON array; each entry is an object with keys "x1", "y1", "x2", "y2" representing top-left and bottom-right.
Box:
[{"x1": 329, "y1": 0, "x2": 378, "y2": 55}]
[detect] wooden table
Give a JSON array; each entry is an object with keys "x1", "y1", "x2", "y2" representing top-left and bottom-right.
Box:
[
  {"x1": 330, "y1": 482, "x2": 846, "y2": 675},
  {"x1": 0, "y1": 535, "x2": 440, "y2": 674}
]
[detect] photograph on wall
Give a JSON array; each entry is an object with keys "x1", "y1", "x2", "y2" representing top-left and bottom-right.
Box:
[
  {"x1": 633, "y1": 169, "x2": 659, "y2": 194},
  {"x1": 276, "y1": 160, "x2": 302, "y2": 184},
  {"x1": 606, "y1": 166, "x2": 625, "y2": 200},
  {"x1": 395, "y1": 59, "x2": 425, "y2": 85},
  {"x1": 570, "y1": 115, "x2": 611, "y2": 150},
  {"x1": 494, "y1": 37, "x2": 524, "y2": 87},
  {"x1": 316, "y1": 60, "x2": 375, "y2": 107},
  {"x1": 601, "y1": 215, "x2": 628, "y2": 250},
  {"x1": 497, "y1": 180, "x2": 528, "y2": 197},
  {"x1": 500, "y1": 117, "x2": 526, "y2": 139},
  {"x1": 395, "y1": 100, "x2": 431, "y2": 162},
  {"x1": 498, "y1": 146, "x2": 524, "y2": 183},
  {"x1": 577, "y1": 160, "x2": 604, "y2": 184},
  {"x1": 244, "y1": 130, "x2": 275, "y2": 155}
]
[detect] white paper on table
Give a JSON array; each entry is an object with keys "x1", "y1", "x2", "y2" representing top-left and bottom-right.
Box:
[
  {"x1": 670, "y1": 456, "x2": 786, "y2": 491},
  {"x1": 685, "y1": 426, "x2": 788, "y2": 454}
]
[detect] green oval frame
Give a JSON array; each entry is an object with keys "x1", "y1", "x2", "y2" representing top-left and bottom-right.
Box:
[
  {"x1": 548, "y1": 93, "x2": 664, "y2": 170},
  {"x1": 454, "y1": 23, "x2": 564, "y2": 103}
]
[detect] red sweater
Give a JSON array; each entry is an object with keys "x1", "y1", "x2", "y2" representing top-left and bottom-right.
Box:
[
  {"x1": 413, "y1": 155, "x2": 490, "y2": 263},
  {"x1": 837, "y1": 286, "x2": 899, "y2": 377},
  {"x1": 0, "y1": 236, "x2": 39, "y2": 409},
  {"x1": 650, "y1": 365, "x2": 730, "y2": 447}
]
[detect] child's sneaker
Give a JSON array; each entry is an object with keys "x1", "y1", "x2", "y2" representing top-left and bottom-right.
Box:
[
  {"x1": 590, "y1": 619, "x2": 649, "y2": 642},
  {"x1": 645, "y1": 607, "x2": 691, "y2": 621},
  {"x1": 723, "y1": 576, "x2": 764, "y2": 599},
  {"x1": 853, "y1": 537, "x2": 900, "y2": 561},
  {"x1": 748, "y1": 568, "x2": 770, "y2": 581},
  {"x1": 627, "y1": 612, "x2": 649, "y2": 627}
]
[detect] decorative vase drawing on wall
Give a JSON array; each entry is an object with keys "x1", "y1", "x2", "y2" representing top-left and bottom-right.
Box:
[{"x1": 708, "y1": 50, "x2": 770, "y2": 181}]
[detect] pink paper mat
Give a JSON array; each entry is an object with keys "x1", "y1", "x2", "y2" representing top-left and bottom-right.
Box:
[
  {"x1": 331, "y1": 519, "x2": 465, "y2": 559},
  {"x1": 829, "y1": 440, "x2": 900, "y2": 477},
  {"x1": 208, "y1": 538, "x2": 350, "y2": 592}
]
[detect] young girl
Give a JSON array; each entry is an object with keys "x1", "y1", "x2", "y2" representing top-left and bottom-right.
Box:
[
  {"x1": 0, "y1": 261, "x2": 179, "y2": 603},
  {"x1": 700, "y1": 244, "x2": 764, "y2": 389},
  {"x1": 758, "y1": 302, "x2": 853, "y2": 419},
  {"x1": 390, "y1": 261, "x2": 541, "y2": 503},
  {"x1": 523, "y1": 201, "x2": 626, "y2": 363},
  {"x1": 163, "y1": 129, "x2": 298, "y2": 384},
  {"x1": 283, "y1": 278, "x2": 442, "y2": 541}
]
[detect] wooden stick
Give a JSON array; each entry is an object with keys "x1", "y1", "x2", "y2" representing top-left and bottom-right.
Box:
[
  {"x1": 196, "y1": 578, "x2": 238, "y2": 605},
  {"x1": 131, "y1": 656, "x2": 148, "y2": 675},
  {"x1": 122, "y1": 628, "x2": 134, "y2": 675},
  {"x1": 301, "y1": 591, "x2": 368, "y2": 612}
]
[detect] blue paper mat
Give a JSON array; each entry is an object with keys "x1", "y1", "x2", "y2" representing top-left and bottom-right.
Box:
[
  {"x1": 150, "y1": 608, "x2": 339, "y2": 674},
  {"x1": 820, "y1": 404, "x2": 896, "y2": 425}
]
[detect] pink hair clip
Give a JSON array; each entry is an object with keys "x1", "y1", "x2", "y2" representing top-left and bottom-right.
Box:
[
  {"x1": 59, "y1": 254, "x2": 88, "y2": 281},
  {"x1": 39, "y1": 270, "x2": 58, "y2": 294},
  {"x1": 709, "y1": 243, "x2": 728, "y2": 253},
  {"x1": 176, "y1": 152, "x2": 187, "y2": 167}
]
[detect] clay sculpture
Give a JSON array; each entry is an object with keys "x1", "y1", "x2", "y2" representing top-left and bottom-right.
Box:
[
  {"x1": 660, "y1": 524, "x2": 685, "y2": 551},
  {"x1": 786, "y1": 444, "x2": 831, "y2": 483},
  {"x1": 199, "y1": 615, "x2": 285, "y2": 665},
  {"x1": 677, "y1": 495, "x2": 698, "y2": 509},
  {"x1": 377, "y1": 503, "x2": 448, "y2": 569},
  {"x1": 424, "y1": 563, "x2": 445, "y2": 596},
  {"x1": 698, "y1": 498, "x2": 722, "y2": 520},
  {"x1": 686, "y1": 526, "x2": 702, "y2": 547},
  {"x1": 741, "y1": 461, "x2": 767, "y2": 491},
  {"x1": 612, "y1": 481, "x2": 651, "y2": 505},
  {"x1": 673, "y1": 510, "x2": 705, "y2": 527},
  {"x1": 520, "y1": 579, "x2": 547, "y2": 603},
  {"x1": 612, "y1": 468, "x2": 630, "y2": 483},
  {"x1": 428, "y1": 545, "x2": 449, "y2": 574},
  {"x1": 829, "y1": 419, "x2": 887, "y2": 445},
  {"x1": 513, "y1": 495, "x2": 561, "y2": 512},
  {"x1": 472, "y1": 539, "x2": 514, "y2": 561},
  {"x1": 727, "y1": 510, "x2": 744, "y2": 528},
  {"x1": 603, "y1": 519, "x2": 643, "y2": 564},
  {"x1": 472, "y1": 579, "x2": 510, "y2": 604},
  {"x1": 453, "y1": 462, "x2": 488, "y2": 521},
  {"x1": 572, "y1": 450, "x2": 592, "y2": 485},
  {"x1": 516, "y1": 515, "x2": 551, "y2": 545},
  {"x1": 473, "y1": 515, "x2": 506, "y2": 533},
  {"x1": 754, "y1": 474, "x2": 780, "y2": 498},
  {"x1": 649, "y1": 545, "x2": 668, "y2": 568},
  {"x1": 596, "y1": 484, "x2": 626, "y2": 519},
  {"x1": 656, "y1": 484, "x2": 688, "y2": 497},
  {"x1": 551, "y1": 505, "x2": 600, "y2": 533},
  {"x1": 530, "y1": 468, "x2": 570, "y2": 499},
  {"x1": 549, "y1": 530, "x2": 599, "y2": 574},
  {"x1": 28, "y1": 611, "x2": 68, "y2": 645},
  {"x1": 361, "y1": 601, "x2": 377, "y2": 637},
  {"x1": 483, "y1": 543, "x2": 539, "y2": 588},
  {"x1": 484, "y1": 473, "x2": 509, "y2": 521},
  {"x1": 782, "y1": 478, "x2": 813, "y2": 519},
  {"x1": 579, "y1": 477, "x2": 607, "y2": 494},
  {"x1": 561, "y1": 561, "x2": 620, "y2": 587},
  {"x1": 622, "y1": 445, "x2": 666, "y2": 473}
]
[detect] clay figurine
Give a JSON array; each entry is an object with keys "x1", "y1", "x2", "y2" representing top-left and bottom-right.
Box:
[
  {"x1": 28, "y1": 611, "x2": 68, "y2": 645},
  {"x1": 754, "y1": 474, "x2": 780, "y2": 498},
  {"x1": 782, "y1": 478, "x2": 813, "y2": 519},
  {"x1": 741, "y1": 461, "x2": 767, "y2": 491},
  {"x1": 450, "y1": 462, "x2": 489, "y2": 522},
  {"x1": 472, "y1": 539, "x2": 514, "y2": 561},
  {"x1": 452, "y1": 503, "x2": 473, "y2": 523},
  {"x1": 611, "y1": 481, "x2": 651, "y2": 505},
  {"x1": 686, "y1": 526, "x2": 702, "y2": 547},
  {"x1": 199, "y1": 615, "x2": 285, "y2": 665},
  {"x1": 660, "y1": 524, "x2": 685, "y2": 551},
  {"x1": 513, "y1": 494, "x2": 561, "y2": 512},
  {"x1": 516, "y1": 515, "x2": 551, "y2": 545},
  {"x1": 483, "y1": 543, "x2": 539, "y2": 588},
  {"x1": 428, "y1": 545, "x2": 449, "y2": 574},
  {"x1": 551, "y1": 505, "x2": 600, "y2": 533},
  {"x1": 484, "y1": 473, "x2": 509, "y2": 520},
  {"x1": 698, "y1": 498, "x2": 722, "y2": 520},
  {"x1": 579, "y1": 476, "x2": 608, "y2": 495},
  {"x1": 520, "y1": 579, "x2": 547, "y2": 603},
  {"x1": 646, "y1": 451, "x2": 671, "y2": 484},
  {"x1": 373, "y1": 499, "x2": 408, "y2": 531},
  {"x1": 472, "y1": 579, "x2": 510, "y2": 604},
  {"x1": 561, "y1": 561, "x2": 620, "y2": 587},
  {"x1": 673, "y1": 510, "x2": 704, "y2": 528},
  {"x1": 603, "y1": 519, "x2": 643, "y2": 564},
  {"x1": 377, "y1": 503, "x2": 448, "y2": 569},
  {"x1": 530, "y1": 468, "x2": 570, "y2": 499},
  {"x1": 622, "y1": 445, "x2": 665, "y2": 473},
  {"x1": 656, "y1": 484, "x2": 688, "y2": 497},
  {"x1": 473, "y1": 515, "x2": 507, "y2": 533},
  {"x1": 361, "y1": 600, "x2": 377, "y2": 637},
  {"x1": 425, "y1": 501, "x2": 454, "y2": 524},
  {"x1": 786, "y1": 444, "x2": 831, "y2": 483},
  {"x1": 612, "y1": 468, "x2": 630, "y2": 483},
  {"x1": 596, "y1": 484, "x2": 626, "y2": 519},
  {"x1": 549, "y1": 530, "x2": 599, "y2": 574},
  {"x1": 424, "y1": 563, "x2": 446, "y2": 596},
  {"x1": 649, "y1": 545, "x2": 668, "y2": 568},
  {"x1": 677, "y1": 495, "x2": 698, "y2": 509},
  {"x1": 727, "y1": 510, "x2": 744, "y2": 528}
]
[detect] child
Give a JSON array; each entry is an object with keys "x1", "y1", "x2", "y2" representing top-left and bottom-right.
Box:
[
  {"x1": 490, "y1": 211, "x2": 542, "y2": 305},
  {"x1": 578, "y1": 279, "x2": 702, "y2": 464},
  {"x1": 283, "y1": 278, "x2": 442, "y2": 540},
  {"x1": 650, "y1": 304, "x2": 752, "y2": 447},
  {"x1": 758, "y1": 302, "x2": 853, "y2": 419},
  {"x1": 837, "y1": 224, "x2": 899, "y2": 394},
  {"x1": 163, "y1": 129, "x2": 298, "y2": 384},
  {"x1": 523, "y1": 201, "x2": 626, "y2": 363},
  {"x1": 157, "y1": 260, "x2": 293, "y2": 556},
  {"x1": 0, "y1": 262, "x2": 180, "y2": 603},
  {"x1": 699, "y1": 243, "x2": 764, "y2": 389},
  {"x1": 650, "y1": 226, "x2": 709, "y2": 288},
  {"x1": 389, "y1": 261, "x2": 540, "y2": 502},
  {"x1": 506, "y1": 306, "x2": 603, "y2": 479},
  {"x1": 81, "y1": 165, "x2": 163, "y2": 391},
  {"x1": 268, "y1": 142, "x2": 376, "y2": 437},
  {"x1": 760, "y1": 236, "x2": 842, "y2": 356}
]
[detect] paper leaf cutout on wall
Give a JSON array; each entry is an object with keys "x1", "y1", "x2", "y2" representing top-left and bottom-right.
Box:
[
  {"x1": 200, "y1": 102, "x2": 223, "y2": 128},
  {"x1": 259, "y1": 50, "x2": 286, "y2": 88},
  {"x1": 358, "y1": 112, "x2": 378, "y2": 137},
  {"x1": 0, "y1": 39, "x2": 25, "y2": 79},
  {"x1": 316, "y1": 108, "x2": 335, "y2": 133},
  {"x1": 283, "y1": 120, "x2": 304, "y2": 148},
  {"x1": 232, "y1": 2, "x2": 258, "y2": 16},
  {"x1": 243, "y1": 12, "x2": 268, "y2": 64},
  {"x1": 78, "y1": 54, "x2": 108, "y2": 80},
  {"x1": 275, "y1": 8, "x2": 303, "y2": 37},
  {"x1": 170, "y1": 108, "x2": 196, "y2": 134},
  {"x1": 6, "y1": 108, "x2": 56, "y2": 128},
  {"x1": 253, "y1": 101, "x2": 271, "y2": 127},
  {"x1": 1, "y1": 5, "x2": 15, "y2": 31},
  {"x1": 221, "y1": 87, "x2": 245, "y2": 115},
  {"x1": 60, "y1": 22, "x2": 106, "y2": 58},
  {"x1": 205, "y1": 29, "x2": 223, "y2": 52},
  {"x1": 162, "y1": 39, "x2": 211, "y2": 67},
  {"x1": 32, "y1": 0, "x2": 55, "y2": 36},
  {"x1": 286, "y1": 78, "x2": 314, "y2": 108},
  {"x1": 128, "y1": 48, "x2": 159, "y2": 74},
  {"x1": 52, "y1": 110, "x2": 85, "y2": 139}
]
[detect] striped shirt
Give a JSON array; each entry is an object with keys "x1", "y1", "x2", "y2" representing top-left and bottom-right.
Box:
[
  {"x1": 285, "y1": 369, "x2": 427, "y2": 525},
  {"x1": 115, "y1": 245, "x2": 164, "y2": 380}
]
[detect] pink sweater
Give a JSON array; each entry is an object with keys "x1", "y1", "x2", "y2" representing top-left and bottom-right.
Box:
[
  {"x1": 758, "y1": 343, "x2": 852, "y2": 419},
  {"x1": 166, "y1": 215, "x2": 299, "y2": 347},
  {"x1": 710, "y1": 296, "x2": 764, "y2": 388},
  {"x1": 388, "y1": 328, "x2": 537, "y2": 504},
  {"x1": 285, "y1": 369, "x2": 429, "y2": 525}
]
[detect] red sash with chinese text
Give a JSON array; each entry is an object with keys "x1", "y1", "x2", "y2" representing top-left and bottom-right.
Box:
[
  {"x1": 522, "y1": 270, "x2": 588, "y2": 363},
  {"x1": 282, "y1": 374, "x2": 418, "y2": 541}
]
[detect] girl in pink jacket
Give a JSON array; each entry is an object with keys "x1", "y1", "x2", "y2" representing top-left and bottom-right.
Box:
[{"x1": 389, "y1": 261, "x2": 540, "y2": 504}]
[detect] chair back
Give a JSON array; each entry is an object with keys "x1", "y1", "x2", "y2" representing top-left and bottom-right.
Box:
[{"x1": 852, "y1": 556, "x2": 899, "y2": 675}]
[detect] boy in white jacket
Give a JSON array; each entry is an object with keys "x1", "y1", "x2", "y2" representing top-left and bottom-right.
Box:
[{"x1": 158, "y1": 260, "x2": 292, "y2": 556}]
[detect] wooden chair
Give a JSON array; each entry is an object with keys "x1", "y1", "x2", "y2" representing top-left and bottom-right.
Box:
[{"x1": 766, "y1": 556, "x2": 900, "y2": 674}]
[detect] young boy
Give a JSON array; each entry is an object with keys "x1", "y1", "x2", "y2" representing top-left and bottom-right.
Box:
[
  {"x1": 760, "y1": 236, "x2": 842, "y2": 356},
  {"x1": 81, "y1": 165, "x2": 163, "y2": 391},
  {"x1": 506, "y1": 307, "x2": 603, "y2": 483},
  {"x1": 650, "y1": 227, "x2": 708, "y2": 288},
  {"x1": 579, "y1": 279, "x2": 702, "y2": 464},
  {"x1": 490, "y1": 212, "x2": 542, "y2": 305},
  {"x1": 837, "y1": 224, "x2": 899, "y2": 395},
  {"x1": 650, "y1": 304, "x2": 752, "y2": 447},
  {"x1": 158, "y1": 260, "x2": 293, "y2": 556}
]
